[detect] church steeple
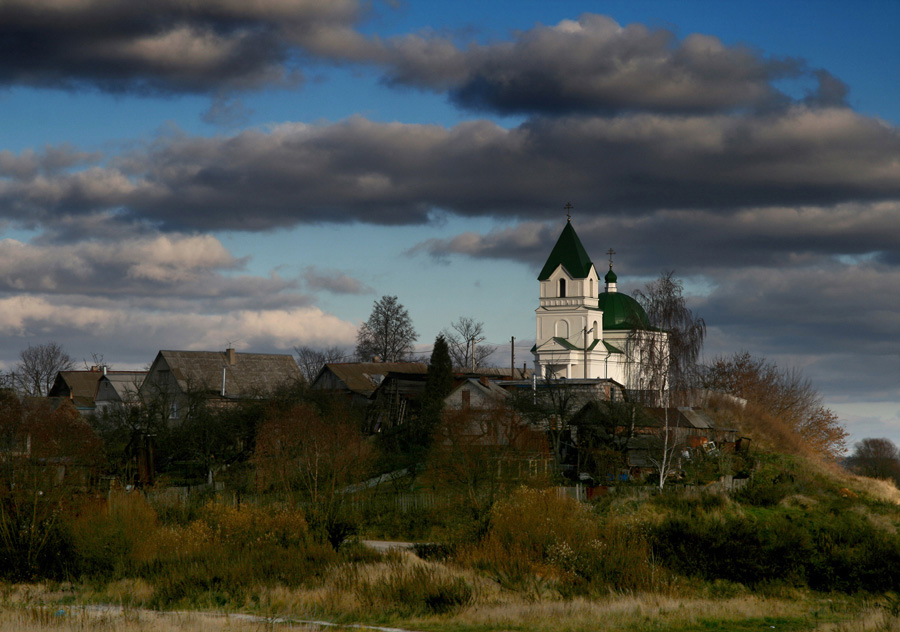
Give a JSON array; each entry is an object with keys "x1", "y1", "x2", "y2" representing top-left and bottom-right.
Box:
[{"x1": 538, "y1": 221, "x2": 594, "y2": 281}]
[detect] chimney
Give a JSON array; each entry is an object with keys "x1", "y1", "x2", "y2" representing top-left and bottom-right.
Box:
[
  {"x1": 479, "y1": 376, "x2": 490, "y2": 387},
  {"x1": 225, "y1": 348, "x2": 236, "y2": 366}
]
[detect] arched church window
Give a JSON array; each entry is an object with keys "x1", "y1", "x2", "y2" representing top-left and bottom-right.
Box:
[
  {"x1": 559, "y1": 278, "x2": 566, "y2": 298},
  {"x1": 555, "y1": 320, "x2": 569, "y2": 339},
  {"x1": 593, "y1": 321, "x2": 599, "y2": 340},
  {"x1": 589, "y1": 278, "x2": 594, "y2": 297}
]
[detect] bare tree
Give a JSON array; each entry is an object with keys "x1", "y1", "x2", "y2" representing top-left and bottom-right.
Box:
[
  {"x1": 702, "y1": 351, "x2": 847, "y2": 459},
  {"x1": 294, "y1": 345, "x2": 347, "y2": 383},
  {"x1": 12, "y1": 342, "x2": 75, "y2": 397},
  {"x1": 253, "y1": 401, "x2": 372, "y2": 548},
  {"x1": 355, "y1": 295, "x2": 418, "y2": 362},
  {"x1": 629, "y1": 272, "x2": 705, "y2": 490},
  {"x1": 443, "y1": 316, "x2": 494, "y2": 370},
  {"x1": 632, "y1": 271, "x2": 706, "y2": 400},
  {"x1": 509, "y1": 369, "x2": 586, "y2": 471}
]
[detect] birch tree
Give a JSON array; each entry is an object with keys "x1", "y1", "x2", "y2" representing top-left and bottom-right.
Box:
[{"x1": 630, "y1": 272, "x2": 706, "y2": 490}]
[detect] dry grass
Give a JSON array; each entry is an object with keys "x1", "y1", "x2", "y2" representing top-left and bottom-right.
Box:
[
  {"x1": 0, "y1": 605, "x2": 313, "y2": 631},
  {"x1": 0, "y1": 577, "x2": 893, "y2": 632}
]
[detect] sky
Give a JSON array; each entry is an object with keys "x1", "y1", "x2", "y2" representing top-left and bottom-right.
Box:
[{"x1": 0, "y1": 0, "x2": 898, "y2": 450}]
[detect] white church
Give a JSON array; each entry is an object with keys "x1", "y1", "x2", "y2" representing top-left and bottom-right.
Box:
[{"x1": 532, "y1": 218, "x2": 666, "y2": 391}]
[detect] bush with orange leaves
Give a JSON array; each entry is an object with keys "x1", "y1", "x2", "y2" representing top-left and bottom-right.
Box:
[
  {"x1": 252, "y1": 400, "x2": 373, "y2": 548},
  {"x1": 463, "y1": 487, "x2": 664, "y2": 595},
  {"x1": 703, "y1": 351, "x2": 847, "y2": 459}
]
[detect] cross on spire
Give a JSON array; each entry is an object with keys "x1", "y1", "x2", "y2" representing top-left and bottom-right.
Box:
[
  {"x1": 564, "y1": 202, "x2": 573, "y2": 222},
  {"x1": 607, "y1": 248, "x2": 616, "y2": 269}
]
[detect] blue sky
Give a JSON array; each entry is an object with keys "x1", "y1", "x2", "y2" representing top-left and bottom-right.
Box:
[{"x1": 0, "y1": 0, "x2": 898, "y2": 449}]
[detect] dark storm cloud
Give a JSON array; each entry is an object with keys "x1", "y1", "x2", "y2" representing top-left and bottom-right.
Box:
[
  {"x1": 380, "y1": 14, "x2": 835, "y2": 116},
  {"x1": 0, "y1": 0, "x2": 365, "y2": 93},
  {"x1": 1, "y1": 107, "x2": 895, "y2": 231},
  {"x1": 414, "y1": 202, "x2": 900, "y2": 276},
  {"x1": 0, "y1": 5, "x2": 844, "y2": 118}
]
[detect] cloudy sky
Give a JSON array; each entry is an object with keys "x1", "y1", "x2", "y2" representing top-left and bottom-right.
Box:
[{"x1": 1, "y1": 0, "x2": 898, "y2": 448}]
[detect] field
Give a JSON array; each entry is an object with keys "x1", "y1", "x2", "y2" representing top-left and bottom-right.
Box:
[{"x1": 5, "y1": 448, "x2": 900, "y2": 632}]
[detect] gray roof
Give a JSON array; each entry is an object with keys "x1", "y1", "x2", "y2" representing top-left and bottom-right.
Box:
[{"x1": 156, "y1": 350, "x2": 302, "y2": 397}]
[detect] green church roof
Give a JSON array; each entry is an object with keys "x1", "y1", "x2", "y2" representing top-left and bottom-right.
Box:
[
  {"x1": 596, "y1": 291, "x2": 650, "y2": 330},
  {"x1": 538, "y1": 222, "x2": 595, "y2": 281}
]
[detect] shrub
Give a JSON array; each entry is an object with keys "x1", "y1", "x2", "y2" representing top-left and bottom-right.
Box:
[
  {"x1": 652, "y1": 503, "x2": 900, "y2": 593},
  {"x1": 67, "y1": 492, "x2": 159, "y2": 579},
  {"x1": 136, "y1": 500, "x2": 336, "y2": 607},
  {"x1": 351, "y1": 562, "x2": 474, "y2": 615},
  {"x1": 465, "y1": 487, "x2": 662, "y2": 594}
]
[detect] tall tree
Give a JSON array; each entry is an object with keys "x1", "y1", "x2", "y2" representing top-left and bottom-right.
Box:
[
  {"x1": 12, "y1": 342, "x2": 75, "y2": 397},
  {"x1": 629, "y1": 272, "x2": 705, "y2": 490},
  {"x1": 847, "y1": 438, "x2": 900, "y2": 482},
  {"x1": 632, "y1": 271, "x2": 706, "y2": 399},
  {"x1": 443, "y1": 316, "x2": 494, "y2": 370},
  {"x1": 411, "y1": 335, "x2": 454, "y2": 458},
  {"x1": 294, "y1": 345, "x2": 347, "y2": 383},
  {"x1": 355, "y1": 295, "x2": 418, "y2": 362}
]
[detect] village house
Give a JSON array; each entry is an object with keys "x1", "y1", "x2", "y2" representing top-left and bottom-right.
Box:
[
  {"x1": 311, "y1": 361, "x2": 428, "y2": 408},
  {"x1": 94, "y1": 371, "x2": 147, "y2": 413},
  {"x1": 139, "y1": 348, "x2": 302, "y2": 422}
]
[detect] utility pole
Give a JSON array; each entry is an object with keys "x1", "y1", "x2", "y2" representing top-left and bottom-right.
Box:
[{"x1": 583, "y1": 326, "x2": 594, "y2": 379}]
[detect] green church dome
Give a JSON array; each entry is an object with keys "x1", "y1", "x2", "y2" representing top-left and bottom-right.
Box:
[
  {"x1": 604, "y1": 268, "x2": 617, "y2": 284},
  {"x1": 596, "y1": 291, "x2": 650, "y2": 330}
]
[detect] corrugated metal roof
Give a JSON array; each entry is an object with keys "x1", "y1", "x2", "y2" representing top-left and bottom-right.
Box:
[{"x1": 678, "y1": 407, "x2": 715, "y2": 430}]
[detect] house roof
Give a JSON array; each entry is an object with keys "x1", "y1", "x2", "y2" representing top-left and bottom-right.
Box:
[
  {"x1": 314, "y1": 362, "x2": 428, "y2": 398},
  {"x1": 449, "y1": 377, "x2": 510, "y2": 400},
  {"x1": 643, "y1": 407, "x2": 718, "y2": 430},
  {"x1": 48, "y1": 370, "x2": 104, "y2": 400},
  {"x1": 538, "y1": 221, "x2": 595, "y2": 281},
  {"x1": 453, "y1": 367, "x2": 534, "y2": 380},
  {"x1": 154, "y1": 350, "x2": 302, "y2": 397},
  {"x1": 96, "y1": 372, "x2": 147, "y2": 402}
]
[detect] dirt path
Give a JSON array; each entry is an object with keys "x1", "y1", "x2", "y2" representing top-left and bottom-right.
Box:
[{"x1": 31, "y1": 605, "x2": 422, "y2": 632}]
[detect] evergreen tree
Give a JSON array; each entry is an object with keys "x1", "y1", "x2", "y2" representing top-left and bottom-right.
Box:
[{"x1": 416, "y1": 334, "x2": 454, "y2": 450}]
